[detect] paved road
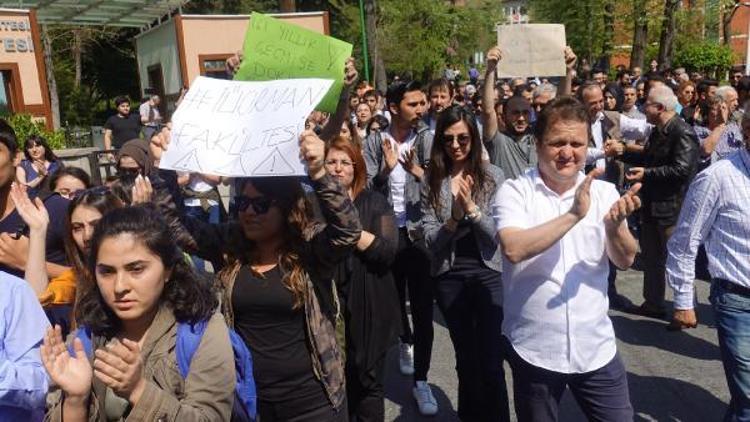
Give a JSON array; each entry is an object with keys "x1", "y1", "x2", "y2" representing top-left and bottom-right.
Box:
[{"x1": 383, "y1": 269, "x2": 728, "y2": 421}]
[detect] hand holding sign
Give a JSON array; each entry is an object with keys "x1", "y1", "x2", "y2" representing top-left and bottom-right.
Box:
[
  {"x1": 159, "y1": 77, "x2": 334, "y2": 177},
  {"x1": 496, "y1": 24, "x2": 566, "y2": 77},
  {"x1": 235, "y1": 13, "x2": 353, "y2": 113}
]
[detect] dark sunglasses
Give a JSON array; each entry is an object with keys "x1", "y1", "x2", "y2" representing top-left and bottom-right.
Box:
[
  {"x1": 117, "y1": 167, "x2": 142, "y2": 178},
  {"x1": 443, "y1": 133, "x2": 471, "y2": 146},
  {"x1": 235, "y1": 195, "x2": 275, "y2": 215}
]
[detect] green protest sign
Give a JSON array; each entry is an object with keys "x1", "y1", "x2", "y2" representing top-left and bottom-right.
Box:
[{"x1": 235, "y1": 12, "x2": 352, "y2": 113}]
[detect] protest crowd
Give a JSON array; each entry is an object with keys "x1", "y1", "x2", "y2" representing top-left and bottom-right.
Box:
[{"x1": 1, "y1": 18, "x2": 750, "y2": 422}]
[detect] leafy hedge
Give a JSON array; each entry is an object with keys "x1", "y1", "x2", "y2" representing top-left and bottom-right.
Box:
[
  {"x1": 6, "y1": 114, "x2": 66, "y2": 150},
  {"x1": 673, "y1": 41, "x2": 735, "y2": 77}
]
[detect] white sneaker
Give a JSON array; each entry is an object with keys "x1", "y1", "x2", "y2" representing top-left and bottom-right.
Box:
[
  {"x1": 399, "y1": 342, "x2": 414, "y2": 375},
  {"x1": 413, "y1": 380, "x2": 438, "y2": 416}
]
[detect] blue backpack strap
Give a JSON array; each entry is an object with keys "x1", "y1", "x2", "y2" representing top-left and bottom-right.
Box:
[
  {"x1": 68, "y1": 326, "x2": 93, "y2": 358},
  {"x1": 228, "y1": 329, "x2": 257, "y2": 419},
  {"x1": 175, "y1": 320, "x2": 208, "y2": 379}
]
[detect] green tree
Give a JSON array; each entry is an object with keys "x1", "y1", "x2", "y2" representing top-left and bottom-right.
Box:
[
  {"x1": 529, "y1": 0, "x2": 610, "y2": 68},
  {"x1": 673, "y1": 40, "x2": 735, "y2": 77}
]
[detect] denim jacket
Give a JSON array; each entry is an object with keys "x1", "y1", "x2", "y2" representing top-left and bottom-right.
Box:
[{"x1": 420, "y1": 164, "x2": 505, "y2": 276}]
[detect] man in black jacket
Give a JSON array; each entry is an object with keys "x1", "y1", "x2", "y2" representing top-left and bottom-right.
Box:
[{"x1": 620, "y1": 85, "x2": 700, "y2": 317}]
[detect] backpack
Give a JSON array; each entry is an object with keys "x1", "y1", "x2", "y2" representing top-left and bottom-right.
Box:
[{"x1": 72, "y1": 321, "x2": 257, "y2": 422}]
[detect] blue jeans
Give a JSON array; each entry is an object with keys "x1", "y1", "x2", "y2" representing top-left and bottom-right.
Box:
[
  {"x1": 711, "y1": 281, "x2": 750, "y2": 422},
  {"x1": 184, "y1": 204, "x2": 220, "y2": 271}
]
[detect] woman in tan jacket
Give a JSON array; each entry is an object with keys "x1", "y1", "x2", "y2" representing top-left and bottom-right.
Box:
[{"x1": 41, "y1": 205, "x2": 235, "y2": 421}]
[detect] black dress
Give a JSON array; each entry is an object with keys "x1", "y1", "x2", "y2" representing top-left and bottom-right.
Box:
[{"x1": 333, "y1": 189, "x2": 400, "y2": 417}]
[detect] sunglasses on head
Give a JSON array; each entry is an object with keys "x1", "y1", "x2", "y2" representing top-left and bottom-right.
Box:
[
  {"x1": 443, "y1": 133, "x2": 471, "y2": 146},
  {"x1": 234, "y1": 195, "x2": 275, "y2": 215},
  {"x1": 71, "y1": 185, "x2": 111, "y2": 200}
]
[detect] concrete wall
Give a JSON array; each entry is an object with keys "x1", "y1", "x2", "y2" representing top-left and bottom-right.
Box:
[{"x1": 134, "y1": 20, "x2": 182, "y2": 98}]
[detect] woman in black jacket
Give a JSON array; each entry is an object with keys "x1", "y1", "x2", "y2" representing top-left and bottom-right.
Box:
[{"x1": 326, "y1": 136, "x2": 400, "y2": 421}]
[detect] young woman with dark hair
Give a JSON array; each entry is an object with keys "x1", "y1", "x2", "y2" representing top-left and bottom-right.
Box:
[
  {"x1": 16, "y1": 135, "x2": 61, "y2": 194},
  {"x1": 50, "y1": 166, "x2": 91, "y2": 199},
  {"x1": 12, "y1": 184, "x2": 126, "y2": 336},
  {"x1": 41, "y1": 205, "x2": 236, "y2": 421},
  {"x1": 325, "y1": 136, "x2": 400, "y2": 421},
  {"x1": 154, "y1": 128, "x2": 362, "y2": 421},
  {"x1": 421, "y1": 105, "x2": 510, "y2": 422}
]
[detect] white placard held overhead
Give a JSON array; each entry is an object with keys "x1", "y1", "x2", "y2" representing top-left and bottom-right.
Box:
[
  {"x1": 159, "y1": 76, "x2": 334, "y2": 177},
  {"x1": 496, "y1": 24, "x2": 566, "y2": 78}
]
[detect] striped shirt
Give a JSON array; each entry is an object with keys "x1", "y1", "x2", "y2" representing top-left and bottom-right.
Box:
[{"x1": 666, "y1": 148, "x2": 750, "y2": 309}]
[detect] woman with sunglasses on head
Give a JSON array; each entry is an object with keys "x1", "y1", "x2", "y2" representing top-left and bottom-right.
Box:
[
  {"x1": 420, "y1": 105, "x2": 509, "y2": 422},
  {"x1": 50, "y1": 166, "x2": 91, "y2": 200},
  {"x1": 324, "y1": 137, "x2": 400, "y2": 421},
  {"x1": 41, "y1": 205, "x2": 236, "y2": 421},
  {"x1": 152, "y1": 127, "x2": 362, "y2": 421},
  {"x1": 16, "y1": 135, "x2": 62, "y2": 195}
]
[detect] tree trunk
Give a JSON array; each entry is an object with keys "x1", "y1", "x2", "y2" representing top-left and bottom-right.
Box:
[
  {"x1": 73, "y1": 28, "x2": 82, "y2": 89},
  {"x1": 630, "y1": 0, "x2": 648, "y2": 70},
  {"x1": 657, "y1": 0, "x2": 680, "y2": 71},
  {"x1": 722, "y1": 1, "x2": 740, "y2": 46},
  {"x1": 365, "y1": 0, "x2": 387, "y2": 92},
  {"x1": 278, "y1": 0, "x2": 295, "y2": 12},
  {"x1": 600, "y1": 0, "x2": 615, "y2": 72},
  {"x1": 41, "y1": 25, "x2": 60, "y2": 130}
]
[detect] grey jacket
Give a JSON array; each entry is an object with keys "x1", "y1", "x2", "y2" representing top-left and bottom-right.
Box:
[
  {"x1": 363, "y1": 121, "x2": 434, "y2": 241},
  {"x1": 421, "y1": 164, "x2": 506, "y2": 276}
]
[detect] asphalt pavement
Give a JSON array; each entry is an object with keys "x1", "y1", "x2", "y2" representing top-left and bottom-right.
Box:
[{"x1": 383, "y1": 269, "x2": 729, "y2": 421}]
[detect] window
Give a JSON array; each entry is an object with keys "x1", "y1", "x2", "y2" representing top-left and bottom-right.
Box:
[
  {"x1": 0, "y1": 71, "x2": 11, "y2": 117},
  {"x1": 200, "y1": 55, "x2": 233, "y2": 80}
]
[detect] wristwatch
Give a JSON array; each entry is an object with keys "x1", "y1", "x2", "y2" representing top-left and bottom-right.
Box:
[{"x1": 466, "y1": 205, "x2": 481, "y2": 221}]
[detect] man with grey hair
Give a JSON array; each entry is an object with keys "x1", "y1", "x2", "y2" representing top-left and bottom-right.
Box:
[
  {"x1": 531, "y1": 83, "x2": 557, "y2": 114},
  {"x1": 618, "y1": 85, "x2": 700, "y2": 318},
  {"x1": 715, "y1": 85, "x2": 742, "y2": 123},
  {"x1": 139, "y1": 94, "x2": 162, "y2": 141}
]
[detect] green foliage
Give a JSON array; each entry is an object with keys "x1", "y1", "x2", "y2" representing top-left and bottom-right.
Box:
[
  {"x1": 529, "y1": 0, "x2": 608, "y2": 66},
  {"x1": 330, "y1": 0, "x2": 499, "y2": 81},
  {"x1": 7, "y1": 114, "x2": 67, "y2": 150},
  {"x1": 673, "y1": 41, "x2": 735, "y2": 76}
]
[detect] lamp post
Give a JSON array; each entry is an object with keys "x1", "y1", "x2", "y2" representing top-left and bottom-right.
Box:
[{"x1": 358, "y1": 0, "x2": 371, "y2": 83}]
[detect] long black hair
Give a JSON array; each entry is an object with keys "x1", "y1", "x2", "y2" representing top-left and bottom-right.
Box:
[
  {"x1": 76, "y1": 205, "x2": 217, "y2": 337},
  {"x1": 427, "y1": 105, "x2": 492, "y2": 213},
  {"x1": 24, "y1": 135, "x2": 58, "y2": 162}
]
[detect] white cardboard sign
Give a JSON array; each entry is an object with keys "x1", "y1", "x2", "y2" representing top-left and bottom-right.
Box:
[
  {"x1": 159, "y1": 76, "x2": 333, "y2": 177},
  {"x1": 496, "y1": 24, "x2": 566, "y2": 78}
]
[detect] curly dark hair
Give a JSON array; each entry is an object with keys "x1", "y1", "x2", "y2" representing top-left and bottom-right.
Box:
[{"x1": 76, "y1": 205, "x2": 218, "y2": 338}]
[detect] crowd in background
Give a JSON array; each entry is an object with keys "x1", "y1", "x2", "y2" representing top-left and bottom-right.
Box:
[{"x1": 0, "y1": 43, "x2": 749, "y2": 422}]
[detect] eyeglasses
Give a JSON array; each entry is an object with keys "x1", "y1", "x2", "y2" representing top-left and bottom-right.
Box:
[
  {"x1": 324, "y1": 159, "x2": 354, "y2": 168},
  {"x1": 443, "y1": 133, "x2": 471, "y2": 146},
  {"x1": 234, "y1": 195, "x2": 275, "y2": 215}
]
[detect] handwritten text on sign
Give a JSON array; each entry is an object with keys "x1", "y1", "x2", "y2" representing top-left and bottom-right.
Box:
[
  {"x1": 235, "y1": 12, "x2": 352, "y2": 113},
  {"x1": 159, "y1": 76, "x2": 334, "y2": 177},
  {"x1": 496, "y1": 24, "x2": 566, "y2": 78}
]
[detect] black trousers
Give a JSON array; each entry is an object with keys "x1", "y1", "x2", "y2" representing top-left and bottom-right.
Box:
[
  {"x1": 346, "y1": 356, "x2": 386, "y2": 422},
  {"x1": 435, "y1": 263, "x2": 510, "y2": 422},
  {"x1": 640, "y1": 221, "x2": 675, "y2": 311},
  {"x1": 392, "y1": 228, "x2": 434, "y2": 382}
]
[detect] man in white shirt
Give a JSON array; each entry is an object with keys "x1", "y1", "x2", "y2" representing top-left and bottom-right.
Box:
[
  {"x1": 666, "y1": 111, "x2": 750, "y2": 420},
  {"x1": 139, "y1": 94, "x2": 162, "y2": 142},
  {"x1": 493, "y1": 96, "x2": 640, "y2": 421}
]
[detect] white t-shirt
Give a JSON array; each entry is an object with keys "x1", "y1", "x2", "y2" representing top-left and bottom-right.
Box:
[
  {"x1": 381, "y1": 129, "x2": 417, "y2": 227},
  {"x1": 180, "y1": 172, "x2": 218, "y2": 207},
  {"x1": 493, "y1": 167, "x2": 622, "y2": 374}
]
